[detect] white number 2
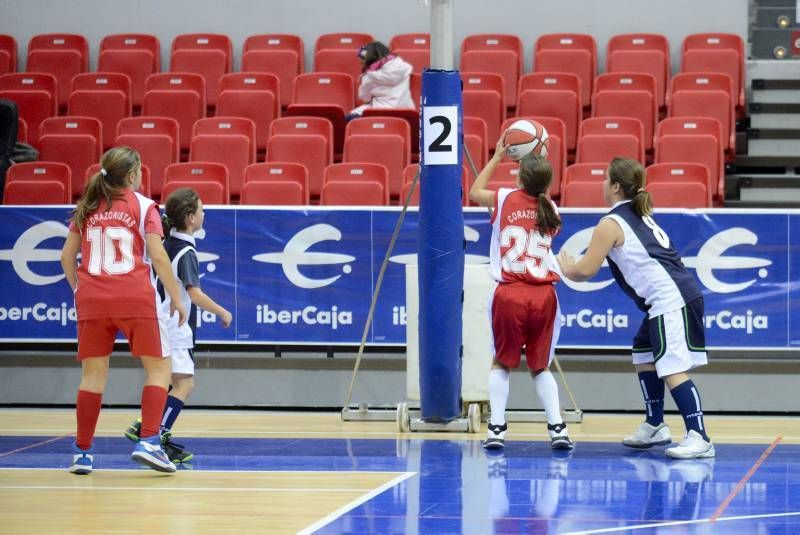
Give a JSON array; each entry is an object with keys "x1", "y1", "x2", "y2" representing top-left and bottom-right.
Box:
[
  {"x1": 86, "y1": 227, "x2": 135, "y2": 275},
  {"x1": 642, "y1": 216, "x2": 670, "y2": 248},
  {"x1": 500, "y1": 226, "x2": 553, "y2": 278}
]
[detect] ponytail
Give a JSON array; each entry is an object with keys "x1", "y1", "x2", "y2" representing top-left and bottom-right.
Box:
[
  {"x1": 536, "y1": 193, "x2": 561, "y2": 236},
  {"x1": 161, "y1": 213, "x2": 174, "y2": 236},
  {"x1": 631, "y1": 188, "x2": 653, "y2": 217}
]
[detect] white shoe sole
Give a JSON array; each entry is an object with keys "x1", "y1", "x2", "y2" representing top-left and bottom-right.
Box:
[
  {"x1": 131, "y1": 451, "x2": 177, "y2": 473},
  {"x1": 69, "y1": 465, "x2": 92, "y2": 475},
  {"x1": 482, "y1": 439, "x2": 505, "y2": 450},
  {"x1": 666, "y1": 444, "x2": 715, "y2": 459}
]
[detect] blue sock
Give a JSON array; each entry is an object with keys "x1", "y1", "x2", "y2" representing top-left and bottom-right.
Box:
[
  {"x1": 637, "y1": 371, "x2": 664, "y2": 426},
  {"x1": 669, "y1": 380, "x2": 709, "y2": 441},
  {"x1": 160, "y1": 395, "x2": 184, "y2": 432}
]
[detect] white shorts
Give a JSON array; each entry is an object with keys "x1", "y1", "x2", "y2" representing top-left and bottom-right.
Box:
[
  {"x1": 632, "y1": 298, "x2": 707, "y2": 378},
  {"x1": 170, "y1": 347, "x2": 195, "y2": 375}
]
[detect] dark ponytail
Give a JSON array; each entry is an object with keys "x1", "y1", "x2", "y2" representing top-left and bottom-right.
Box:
[
  {"x1": 518, "y1": 154, "x2": 561, "y2": 235},
  {"x1": 608, "y1": 157, "x2": 652, "y2": 217},
  {"x1": 72, "y1": 147, "x2": 141, "y2": 228}
]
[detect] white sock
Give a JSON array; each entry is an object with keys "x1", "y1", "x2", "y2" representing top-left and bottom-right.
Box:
[
  {"x1": 533, "y1": 370, "x2": 562, "y2": 425},
  {"x1": 488, "y1": 368, "x2": 510, "y2": 426}
]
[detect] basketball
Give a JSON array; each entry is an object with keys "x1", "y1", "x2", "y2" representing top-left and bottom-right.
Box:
[{"x1": 503, "y1": 119, "x2": 549, "y2": 161}]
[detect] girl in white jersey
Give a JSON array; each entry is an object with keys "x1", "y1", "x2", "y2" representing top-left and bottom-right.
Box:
[
  {"x1": 557, "y1": 158, "x2": 714, "y2": 459},
  {"x1": 470, "y1": 138, "x2": 573, "y2": 451}
]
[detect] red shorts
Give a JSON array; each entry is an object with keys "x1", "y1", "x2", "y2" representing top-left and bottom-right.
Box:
[
  {"x1": 77, "y1": 317, "x2": 169, "y2": 360},
  {"x1": 490, "y1": 282, "x2": 560, "y2": 371}
]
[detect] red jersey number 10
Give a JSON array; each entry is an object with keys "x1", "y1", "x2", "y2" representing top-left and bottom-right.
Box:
[{"x1": 86, "y1": 226, "x2": 136, "y2": 275}]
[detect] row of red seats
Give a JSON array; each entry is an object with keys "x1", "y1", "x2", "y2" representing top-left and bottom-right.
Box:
[
  {"x1": 7, "y1": 113, "x2": 414, "y2": 202},
  {"x1": 3, "y1": 158, "x2": 710, "y2": 208},
  {"x1": 462, "y1": 69, "x2": 737, "y2": 161},
  {"x1": 0, "y1": 31, "x2": 744, "y2": 113},
  {"x1": 2, "y1": 160, "x2": 404, "y2": 206}
]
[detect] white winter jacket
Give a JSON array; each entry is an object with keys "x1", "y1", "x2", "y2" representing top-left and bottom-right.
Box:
[{"x1": 351, "y1": 55, "x2": 415, "y2": 115}]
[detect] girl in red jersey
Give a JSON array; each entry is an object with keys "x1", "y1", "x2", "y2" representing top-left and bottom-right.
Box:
[
  {"x1": 60, "y1": 147, "x2": 187, "y2": 474},
  {"x1": 469, "y1": 139, "x2": 573, "y2": 450}
]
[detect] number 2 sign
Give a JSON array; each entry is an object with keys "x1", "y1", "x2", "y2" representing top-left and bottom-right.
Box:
[{"x1": 422, "y1": 106, "x2": 459, "y2": 166}]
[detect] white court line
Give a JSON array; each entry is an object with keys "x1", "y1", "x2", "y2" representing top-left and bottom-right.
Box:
[
  {"x1": 0, "y1": 467, "x2": 404, "y2": 475},
  {"x1": 563, "y1": 511, "x2": 800, "y2": 534},
  {"x1": 0, "y1": 485, "x2": 376, "y2": 493},
  {"x1": 1, "y1": 429, "x2": 796, "y2": 441},
  {"x1": 297, "y1": 471, "x2": 416, "y2": 535}
]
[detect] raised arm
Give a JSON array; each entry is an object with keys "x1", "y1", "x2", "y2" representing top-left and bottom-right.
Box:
[{"x1": 469, "y1": 136, "x2": 507, "y2": 208}]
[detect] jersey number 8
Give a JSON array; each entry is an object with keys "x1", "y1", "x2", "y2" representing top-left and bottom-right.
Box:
[{"x1": 643, "y1": 216, "x2": 670, "y2": 248}]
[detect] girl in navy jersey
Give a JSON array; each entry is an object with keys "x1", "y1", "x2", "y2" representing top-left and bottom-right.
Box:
[
  {"x1": 557, "y1": 157, "x2": 714, "y2": 459},
  {"x1": 469, "y1": 138, "x2": 573, "y2": 451},
  {"x1": 124, "y1": 187, "x2": 232, "y2": 463},
  {"x1": 60, "y1": 147, "x2": 187, "y2": 474}
]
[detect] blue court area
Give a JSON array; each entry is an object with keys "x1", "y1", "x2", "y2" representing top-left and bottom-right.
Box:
[{"x1": 1, "y1": 435, "x2": 798, "y2": 534}]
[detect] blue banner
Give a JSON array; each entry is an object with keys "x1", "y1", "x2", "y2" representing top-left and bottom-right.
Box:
[{"x1": 0, "y1": 206, "x2": 796, "y2": 350}]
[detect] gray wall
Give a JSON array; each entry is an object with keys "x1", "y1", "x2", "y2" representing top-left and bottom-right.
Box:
[{"x1": 0, "y1": 0, "x2": 748, "y2": 74}]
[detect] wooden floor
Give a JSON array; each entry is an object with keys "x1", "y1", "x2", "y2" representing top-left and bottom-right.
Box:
[{"x1": 0, "y1": 409, "x2": 797, "y2": 534}]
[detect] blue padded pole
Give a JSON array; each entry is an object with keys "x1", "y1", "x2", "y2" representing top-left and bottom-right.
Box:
[{"x1": 418, "y1": 69, "x2": 464, "y2": 422}]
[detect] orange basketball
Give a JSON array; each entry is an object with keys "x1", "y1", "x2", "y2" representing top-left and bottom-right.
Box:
[{"x1": 503, "y1": 119, "x2": 550, "y2": 161}]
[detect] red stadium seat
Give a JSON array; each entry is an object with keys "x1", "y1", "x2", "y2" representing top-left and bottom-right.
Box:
[
  {"x1": 321, "y1": 180, "x2": 386, "y2": 206},
  {"x1": 399, "y1": 180, "x2": 420, "y2": 206},
  {"x1": 0, "y1": 72, "x2": 58, "y2": 146},
  {"x1": 143, "y1": 73, "x2": 205, "y2": 151},
  {"x1": 682, "y1": 33, "x2": 745, "y2": 113},
  {"x1": 648, "y1": 181, "x2": 709, "y2": 208},
  {"x1": 190, "y1": 117, "x2": 256, "y2": 199},
  {"x1": 592, "y1": 73, "x2": 658, "y2": 150},
  {"x1": 390, "y1": 33, "x2": 430, "y2": 50},
  {"x1": 561, "y1": 180, "x2": 605, "y2": 207},
  {"x1": 268, "y1": 116, "x2": 333, "y2": 198},
  {"x1": 655, "y1": 117, "x2": 724, "y2": 157},
  {"x1": 241, "y1": 180, "x2": 307, "y2": 205},
  {"x1": 287, "y1": 72, "x2": 354, "y2": 156},
  {"x1": 607, "y1": 33, "x2": 670, "y2": 108},
  {"x1": 463, "y1": 116, "x2": 488, "y2": 165},
  {"x1": 646, "y1": 162, "x2": 711, "y2": 206},
  {"x1": 242, "y1": 34, "x2": 304, "y2": 109},
  {"x1": 534, "y1": 33, "x2": 597, "y2": 108},
  {"x1": 655, "y1": 134, "x2": 723, "y2": 202},
  {"x1": 116, "y1": 116, "x2": 180, "y2": 200},
  {"x1": 314, "y1": 33, "x2": 373, "y2": 53},
  {"x1": 164, "y1": 162, "x2": 229, "y2": 204},
  {"x1": 324, "y1": 162, "x2": 390, "y2": 204},
  {"x1": 17, "y1": 117, "x2": 27, "y2": 143},
  {"x1": 37, "y1": 116, "x2": 102, "y2": 200},
  {"x1": 490, "y1": 162, "x2": 521, "y2": 187},
  {"x1": 5, "y1": 161, "x2": 71, "y2": 199},
  {"x1": 161, "y1": 180, "x2": 226, "y2": 205},
  {"x1": 517, "y1": 73, "x2": 581, "y2": 151},
  {"x1": 462, "y1": 34, "x2": 523, "y2": 108},
  {"x1": 0, "y1": 35, "x2": 17, "y2": 75},
  {"x1": 393, "y1": 49, "x2": 429, "y2": 74},
  {"x1": 564, "y1": 163, "x2": 607, "y2": 186},
  {"x1": 576, "y1": 134, "x2": 643, "y2": 164},
  {"x1": 26, "y1": 33, "x2": 89, "y2": 110},
  {"x1": 462, "y1": 72, "x2": 506, "y2": 148},
  {"x1": 346, "y1": 116, "x2": 411, "y2": 161},
  {"x1": 244, "y1": 162, "x2": 309, "y2": 201},
  {"x1": 668, "y1": 73, "x2": 735, "y2": 155},
  {"x1": 410, "y1": 73, "x2": 421, "y2": 109},
  {"x1": 170, "y1": 33, "x2": 232, "y2": 109},
  {"x1": 217, "y1": 72, "x2": 280, "y2": 152},
  {"x1": 86, "y1": 163, "x2": 151, "y2": 198},
  {"x1": 4, "y1": 180, "x2": 68, "y2": 204},
  {"x1": 343, "y1": 134, "x2": 407, "y2": 198},
  {"x1": 362, "y1": 108, "x2": 420, "y2": 159},
  {"x1": 68, "y1": 72, "x2": 132, "y2": 149},
  {"x1": 314, "y1": 49, "x2": 363, "y2": 87},
  {"x1": 98, "y1": 34, "x2": 160, "y2": 110}
]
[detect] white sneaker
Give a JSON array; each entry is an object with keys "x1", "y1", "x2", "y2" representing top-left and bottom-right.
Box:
[
  {"x1": 622, "y1": 422, "x2": 672, "y2": 449},
  {"x1": 666, "y1": 430, "x2": 715, "y2": 459},
  {"x1": 547, "y1": 422, "x2": 574, "y2": 450},
  {"x1": 483, "y1": 423, "x2": 507, "y2": 450}
]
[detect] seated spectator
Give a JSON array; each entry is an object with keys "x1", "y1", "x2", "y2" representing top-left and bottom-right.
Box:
[{"x1": 348, "y1": 41, "x2": 414, "y2": 119}]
